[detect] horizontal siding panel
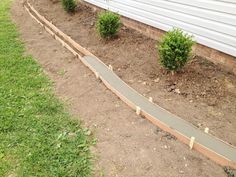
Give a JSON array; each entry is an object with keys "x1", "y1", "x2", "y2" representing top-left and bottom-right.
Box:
[
  {"x1": 85, "y1": 0, "x2": 236, "y2": 57},
  {"x1": 165, "y1": 0, "x2": 236, "y2": 15},
  {"x1": 113, "y1": 0, "x2": 236, "y2": 38},
  {"x1": 135, "y1": 0, "x2": 236, "y2": 26}
]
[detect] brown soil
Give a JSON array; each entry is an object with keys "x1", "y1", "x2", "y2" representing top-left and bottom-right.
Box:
[
  {"x1": 27, "y1": 0, "x2": 236, "y2": 147},
  {"x1": 11, "y1": 0, "x2": 232, "y2": 176}
]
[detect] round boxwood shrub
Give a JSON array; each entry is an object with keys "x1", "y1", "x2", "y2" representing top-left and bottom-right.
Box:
[
  {"x1": 158, "y1": 28, "x2": 195, "y2": 72},
  {"x1": 96, "y1": 11, "x2": 121, "y2": 38},
  {"x1": 62, "y1": 0, "x2": 76, "y2": 13}
]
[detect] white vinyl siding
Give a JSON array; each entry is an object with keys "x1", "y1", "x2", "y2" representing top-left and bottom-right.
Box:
[{"x1": 84, "y1": 0, "x2": 236, "y2": 57}]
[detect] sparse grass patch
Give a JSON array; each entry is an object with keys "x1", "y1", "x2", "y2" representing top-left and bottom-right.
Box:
[{"x1": 0, "y1": 0, "x2": 93, "y2": 176}]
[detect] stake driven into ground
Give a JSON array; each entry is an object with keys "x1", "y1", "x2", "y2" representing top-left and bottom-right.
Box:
[{"x1": 0, "y1": 0, "x2": 94, "y2": 176}]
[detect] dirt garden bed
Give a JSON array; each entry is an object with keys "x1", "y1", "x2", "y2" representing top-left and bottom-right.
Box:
[
  {"x1": 30, "y1": 0, "x2": 236, "y2": 146},
  {"x1": 11, "y1": 0, "x2": 236, "y2": 176}
]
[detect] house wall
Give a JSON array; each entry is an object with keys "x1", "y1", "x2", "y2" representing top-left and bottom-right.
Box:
[{"x1": 84, "y1": 0, "x2": 236, "y2": 58}]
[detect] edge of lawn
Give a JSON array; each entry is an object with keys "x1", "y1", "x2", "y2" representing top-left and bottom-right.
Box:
[{"x1": 0, "y1": 0, "x2": 94, "y2": 176}]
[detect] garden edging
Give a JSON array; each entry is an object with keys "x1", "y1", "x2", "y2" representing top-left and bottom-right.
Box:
[{"x1": 24, "y1": 1, "x2": 236, "y2": 169}]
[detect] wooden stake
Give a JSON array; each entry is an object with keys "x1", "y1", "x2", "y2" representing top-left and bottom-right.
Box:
[
  {"x1": 189, "y1": 137, "x2": 195, "y2": 150},
  {"x1": 149, "y1": 97, "x2": 153, "y2": 103},
  {"x1": 62, "y1": 41, "x2": 65, "y2": 47},
  {"x1": 136, "y1": 106, "x2": 141, "y2": 115},
  {"x1": 73, "y1": 52, "x2": 77, "y2": 57},
  {"x1": 204, "y1": 127, "x2": 209, "y2": 133},
  {"x1": 95, "y1": 72, "x2": 100, "y2": 79},
  {"x1": 109, "y1": 65, "x2": 113, "y2": 71}
]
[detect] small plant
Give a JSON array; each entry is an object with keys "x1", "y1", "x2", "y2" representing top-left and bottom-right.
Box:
[
  {"x1": 224, "y1": 167, "x2": 236, "y2": 177},
  {"x1": 61, "y1": 0, "x2": 76, "y2": 13},
  {"x1": 158, "y1": 28, "x2": 195, "y2": 72},
  {"x1": 96, "y1": 11, "x2": 121, "y2": 38}
]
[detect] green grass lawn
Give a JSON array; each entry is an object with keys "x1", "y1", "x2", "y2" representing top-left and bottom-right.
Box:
[{"x1": 0, "y1": 0, "x2": 94, "y2": 176}]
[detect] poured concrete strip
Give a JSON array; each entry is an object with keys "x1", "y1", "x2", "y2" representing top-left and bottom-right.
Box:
[
  {"x1": 24, "y1": 2, "x2": 236, "y2": 169},
  {"x1": 83, "y1": 56, "x2": 236, "y2": 168}
]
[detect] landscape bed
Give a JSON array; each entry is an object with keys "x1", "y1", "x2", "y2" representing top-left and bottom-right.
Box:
[
  {"x1": 30, "y1": 0, "x2": 236, "y2": 147},
  {"x1": 23, "y1": 0, "x2": 236, "y2": 169},
  {"x1": 9, "y1": 0, "x2": 236, "y2": 176}
]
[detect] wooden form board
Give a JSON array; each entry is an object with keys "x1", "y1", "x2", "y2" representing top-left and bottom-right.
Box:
[{"x1": 24, "y1": 1, "x2": 236, "y2": 169}]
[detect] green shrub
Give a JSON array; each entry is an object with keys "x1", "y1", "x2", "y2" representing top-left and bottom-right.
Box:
[
  {"x1": 62, "y1": 0, "x2": 76, "y2": 13},
  {"x1": 158, "y1": 28, "x2": 195, "y2": 72},
  {"x1": 96, "y1": 11, "x2": 121, "y2": 38}
]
